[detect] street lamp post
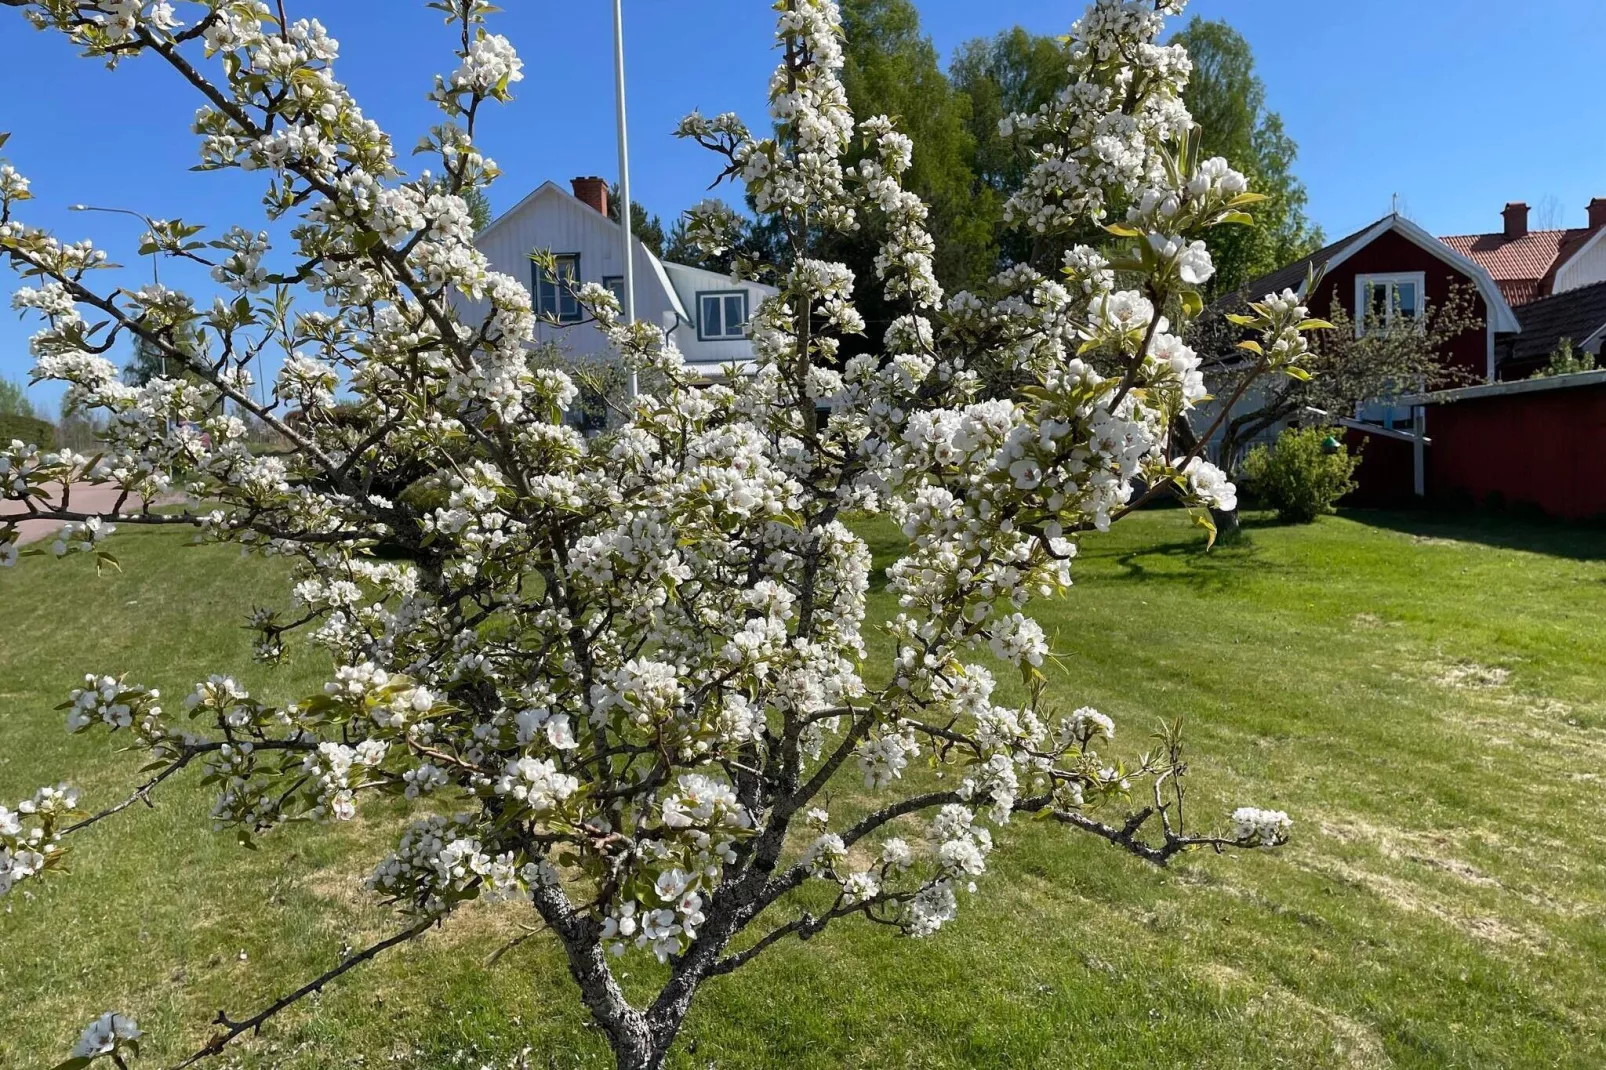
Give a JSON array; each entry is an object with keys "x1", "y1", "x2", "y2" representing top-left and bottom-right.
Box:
[
  {"x1": 68, "y1": 202, "x2": 167, "y2": 379},
  {"x1": 69, "y1": 203, "x2": 172, "y2": 432},
  {"x1": 69, "y1": 203, "x2": 160, "y2": 286}
]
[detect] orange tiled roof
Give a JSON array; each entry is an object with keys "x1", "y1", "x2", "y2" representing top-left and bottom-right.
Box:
[{"x1": 1440, "y1": 227, "x2": 1597, "y2": 305}]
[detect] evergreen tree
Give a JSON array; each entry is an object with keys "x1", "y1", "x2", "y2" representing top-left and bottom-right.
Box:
[{"x1": 607, "y1": 183, "x2": 666, "y2": 259}]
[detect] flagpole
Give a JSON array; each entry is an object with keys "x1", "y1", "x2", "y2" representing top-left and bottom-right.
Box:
[{"x1": 612, "y1": 0, "x2": 638, "y2": 399}]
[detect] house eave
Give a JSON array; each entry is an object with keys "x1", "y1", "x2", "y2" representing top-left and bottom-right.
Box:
[{"x1": 1398, "y1": 368, "x2": 1606, "y2": 406}]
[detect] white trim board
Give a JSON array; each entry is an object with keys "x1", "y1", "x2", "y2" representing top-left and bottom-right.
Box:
[
  {"x1": 1319, "y1": 214, "x2": 1522, "y2": 334},
  {"x1": 1553, "y1": 225, "x2": 1606, "y2": 293},
  {"x1": 1398, "y1": 368, "x2": 1606, "y2": 406}
]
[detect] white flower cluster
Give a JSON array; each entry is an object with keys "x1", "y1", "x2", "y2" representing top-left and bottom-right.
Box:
[
  {"x1": 51, "y1": 516, "x2": 113, "y2": 558},
  {"x1": 71, "y1": 1011, "x2": 141, "y2": 1062},
  {"x1": 368, "y1": 814, "x2": 518, "y2": 916},
  {"x1": 1230, "y1": 807, "x2": 1293, "y2": 847},
  {"x1": 0, "y1": 784, "x2": 77, "y2": 897}
]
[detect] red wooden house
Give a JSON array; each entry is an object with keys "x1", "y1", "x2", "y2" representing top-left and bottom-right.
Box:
[{"x1": 1208, "y1": 207, "x2": 1606, "y2": 519}]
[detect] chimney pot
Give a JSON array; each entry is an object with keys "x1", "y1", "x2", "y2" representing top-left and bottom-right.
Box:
[
  {"x1": 1589, "y1": 198, "x2": 1606, "y2": 230},
  {"x1": 1502, "y1": 201, "x2": 1529, "y2": 240},
  {"x1": 571, "y1": 176, "x2": 609, "y2": 216}
]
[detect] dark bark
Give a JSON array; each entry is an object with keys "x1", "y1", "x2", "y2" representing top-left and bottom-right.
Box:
[{"x1": 1171, "y1": 412, "x2": 1242, "y2": 539}]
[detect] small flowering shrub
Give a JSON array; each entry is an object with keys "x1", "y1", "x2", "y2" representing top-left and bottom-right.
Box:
[
  {"x1": 1241, "y1": 425, "x2": 1361, "y2": 524},
  {"x1": 0, "y1": 2, "x2": 1316, "y2": 1067}
]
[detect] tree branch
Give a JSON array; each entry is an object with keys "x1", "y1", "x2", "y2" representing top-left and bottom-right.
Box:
[{"x1": 170, "y1": 917, "x2": 439, "y2": 1069}]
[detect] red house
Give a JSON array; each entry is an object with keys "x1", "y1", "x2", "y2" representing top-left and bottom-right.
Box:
[
  {"x1": 1223, "y1": 211, "x2": 1521, "y2": 383},
  {"x1": 1209, "y1": 210, "x2": 1606, "y2": 519}
]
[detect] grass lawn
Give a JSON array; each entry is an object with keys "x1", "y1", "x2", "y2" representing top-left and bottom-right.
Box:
[{"x1": 3, "y1": 507, "x2": 1605, "y2": 1068}]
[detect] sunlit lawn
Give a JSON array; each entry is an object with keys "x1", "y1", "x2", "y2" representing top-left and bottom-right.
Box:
[{"x1": 3, "y1": 507, "x2": 1604, "y2": 1068}]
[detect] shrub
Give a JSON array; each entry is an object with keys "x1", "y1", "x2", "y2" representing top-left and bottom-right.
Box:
[
  {"x1": 1242, "y1": 426, "x2": 1360, "y2": 523},
  {"x1": 0, "y1": 411, "x2": 55, "y2": 451}
]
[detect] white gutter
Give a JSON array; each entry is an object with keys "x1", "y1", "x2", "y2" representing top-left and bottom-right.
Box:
[{"x1": 1398, "y1": 368, "x2": 1606, "y2": 406}]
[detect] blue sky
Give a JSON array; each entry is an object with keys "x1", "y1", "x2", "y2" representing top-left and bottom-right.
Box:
[{"x1": 3, "y1": 0, "x2": 1604, "y2": 414}]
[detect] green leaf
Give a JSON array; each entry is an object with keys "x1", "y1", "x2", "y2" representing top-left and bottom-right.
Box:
[
  {"x1": 1282, "y1": 365, "x2": 1312, "y2": 381},
  {"x1": 1224, "y1": 313, "x2": 1257, "y2": 326},
  {"x1": 1217, "y1": 211, "x2": 1255, "y2": 227},
  {"x1": 1102, "y1": 222, "x2": 1142, "y2": 239},
  {"x1": 51, "y1": 1059, "x2": 94, "y2": 1070},
  {"x1": 1236, "y1": 340, "x2": 1264, "y2": 355},
  {"x1": 1180, "y1": 290, "x2": 1203, "y2": 319},
  {"x1": 1226, "y1": 192, "x2": 1269, "y2": 208},
  {"x1": 1296, "y1": 318, "x2": 1335, "y2": 331},
  {"x1": 1192, "y1": 510, "x2": 1218, "y2": 551}
]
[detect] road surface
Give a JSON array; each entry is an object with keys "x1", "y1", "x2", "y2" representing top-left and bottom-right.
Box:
[{"x1": 0, "y1": 482, "x2": 144, "y2": 546}]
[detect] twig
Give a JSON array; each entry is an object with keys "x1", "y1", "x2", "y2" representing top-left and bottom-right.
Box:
[{"x1": 171, "y1": 917, "x2": 438, "y2": 1069}]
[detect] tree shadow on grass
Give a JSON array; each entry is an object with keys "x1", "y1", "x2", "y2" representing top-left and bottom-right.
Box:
[
  {"x1": 1343, "y1": 507, "x2": 1606, "y2": 563},
  {"x1": 1104, "y1": 529, "x2": 1281, "y2": 591}
]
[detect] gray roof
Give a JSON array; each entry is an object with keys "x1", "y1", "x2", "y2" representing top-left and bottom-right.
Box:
[
  {"x1": 1205, "y1": 220, "x2": 1380, "y2": 317},
  {"x1": 1505, "y1": 279, "x2": 1606, "y2": 363}
]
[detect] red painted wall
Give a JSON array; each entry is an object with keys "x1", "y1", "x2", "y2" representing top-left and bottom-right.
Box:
[
  {"x1": 1424, "y1": 380, "x2": 1606, "y2": 519},
  {"x1": 1307, "y1": 229, "x2": 1491, "y2": 380},
  {"x1": 1342, "y1": 429, "x2": 1416, "y2": 507}
]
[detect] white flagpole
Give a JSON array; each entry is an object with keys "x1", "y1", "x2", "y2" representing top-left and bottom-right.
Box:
[{"x1": 612, "y1": 0, "x2": 638, "y2": 399}]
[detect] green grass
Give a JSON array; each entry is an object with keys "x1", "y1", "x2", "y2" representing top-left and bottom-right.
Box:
[{"x1": 3, "y1": 508, "x2": 1605, "y2": 1068}]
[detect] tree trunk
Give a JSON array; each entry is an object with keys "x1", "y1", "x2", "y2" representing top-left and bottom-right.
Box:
[{"x1": 1210, "y1": 504, "x2": 1241, "y2": 542}]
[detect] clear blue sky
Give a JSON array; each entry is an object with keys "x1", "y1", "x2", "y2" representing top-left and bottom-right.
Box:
[{"x1": 3, "y1": 0, "x2": 1603, "y2": 415}]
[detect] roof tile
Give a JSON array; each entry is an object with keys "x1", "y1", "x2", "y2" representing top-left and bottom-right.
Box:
[{"x1": 1439, "y1": 227, "x2": 1601, "y2": 303}]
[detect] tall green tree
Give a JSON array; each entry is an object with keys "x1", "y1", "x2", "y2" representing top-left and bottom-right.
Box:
[
  {"x1": 949, "y1": 28, "x2": 1077, "y2": 273},
  {"x1": 837, "y1": 0, "x2": 991, "y2": 291},
  {"x1": 0, "y1": 375, "x2": 34, "y2": 417},
  {"x1": 122, "y1": 334, "x2": 172, "y2": 386},
  {"x1": 607, "y1": 183, "x2": 666, "y2": 259},
  {"x1": 1170, "y1": 18, "x2": 1321, "y2": 297}
]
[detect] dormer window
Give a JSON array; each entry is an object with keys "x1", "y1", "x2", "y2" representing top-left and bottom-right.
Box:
[
  {"x1": 697, "y1": 290, "x2": 750, "y2": 341},
  {"x1": 1355, "y1": 272, "x2": 1424, "y2": 335}
]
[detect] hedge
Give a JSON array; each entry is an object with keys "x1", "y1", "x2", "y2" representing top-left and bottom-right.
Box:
[{"x1": 0, "y1": 412, "x2": 57, "y2": 450}]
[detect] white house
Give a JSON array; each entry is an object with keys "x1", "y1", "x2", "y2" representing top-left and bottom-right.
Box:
[{"x1": 471, "y1": 177, "x2": 777, "y2": 377}]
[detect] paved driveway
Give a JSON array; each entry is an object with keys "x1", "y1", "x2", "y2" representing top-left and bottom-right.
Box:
[{"x1": 0, "y1": 482, "x2": 144, "y2": 545}]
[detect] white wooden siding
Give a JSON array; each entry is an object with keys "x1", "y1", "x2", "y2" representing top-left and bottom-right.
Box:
[
  {"x1": 662, "y1": 261, "x2": 775, "y2": 367},
  {"x1": 465, "y1": 182, "x2": 776, "y2": 373},
  {"x1": 1553, "y1": 230, "x2": 1606, "y2": 294}
]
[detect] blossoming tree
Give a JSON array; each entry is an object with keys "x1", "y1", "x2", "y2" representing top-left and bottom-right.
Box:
[{"x1": 0, "y1": 1, "x2": 1316, "y2": 1067}]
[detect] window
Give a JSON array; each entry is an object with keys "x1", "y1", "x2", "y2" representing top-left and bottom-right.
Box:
[
  {"x1": 603, "y1": 275, "x2": 626, "y2": 307},
  {"x1": 697, "y1": 290, "x2": 750, "y2": 341},
  {"x1": 1354, "y1": 272, "x2": 1424, "y2": 335},
  {"x1": 534, "y1": 253, "x2": 582, "y2": 323}
]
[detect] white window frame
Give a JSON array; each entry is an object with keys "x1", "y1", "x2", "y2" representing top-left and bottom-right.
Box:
[
  {"x1": 534, "y1": 253, "x2": 583, "y2": 323},
  {"x1": 1354, "y1": 272, "x2": 1425, "y2": 336},
  {"x1": 697, "y1": 290, "x2": 750, "y2": 341}
]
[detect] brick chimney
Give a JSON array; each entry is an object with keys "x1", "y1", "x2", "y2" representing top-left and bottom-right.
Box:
[
  {"x1": 1589, "y1": 198, "x2": 1606, "y2": 230},
  {"x1": 1502, "y1": 201, "x2": 1529, "y2": 240},
  {"x1": 571, "y1": 176, "x2": 609, "y2": 216}
]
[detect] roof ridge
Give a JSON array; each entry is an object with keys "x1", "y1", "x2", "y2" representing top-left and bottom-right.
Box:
[{"x1": 1441, "y1": 227, "x2": 1587, "y2": 241}]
